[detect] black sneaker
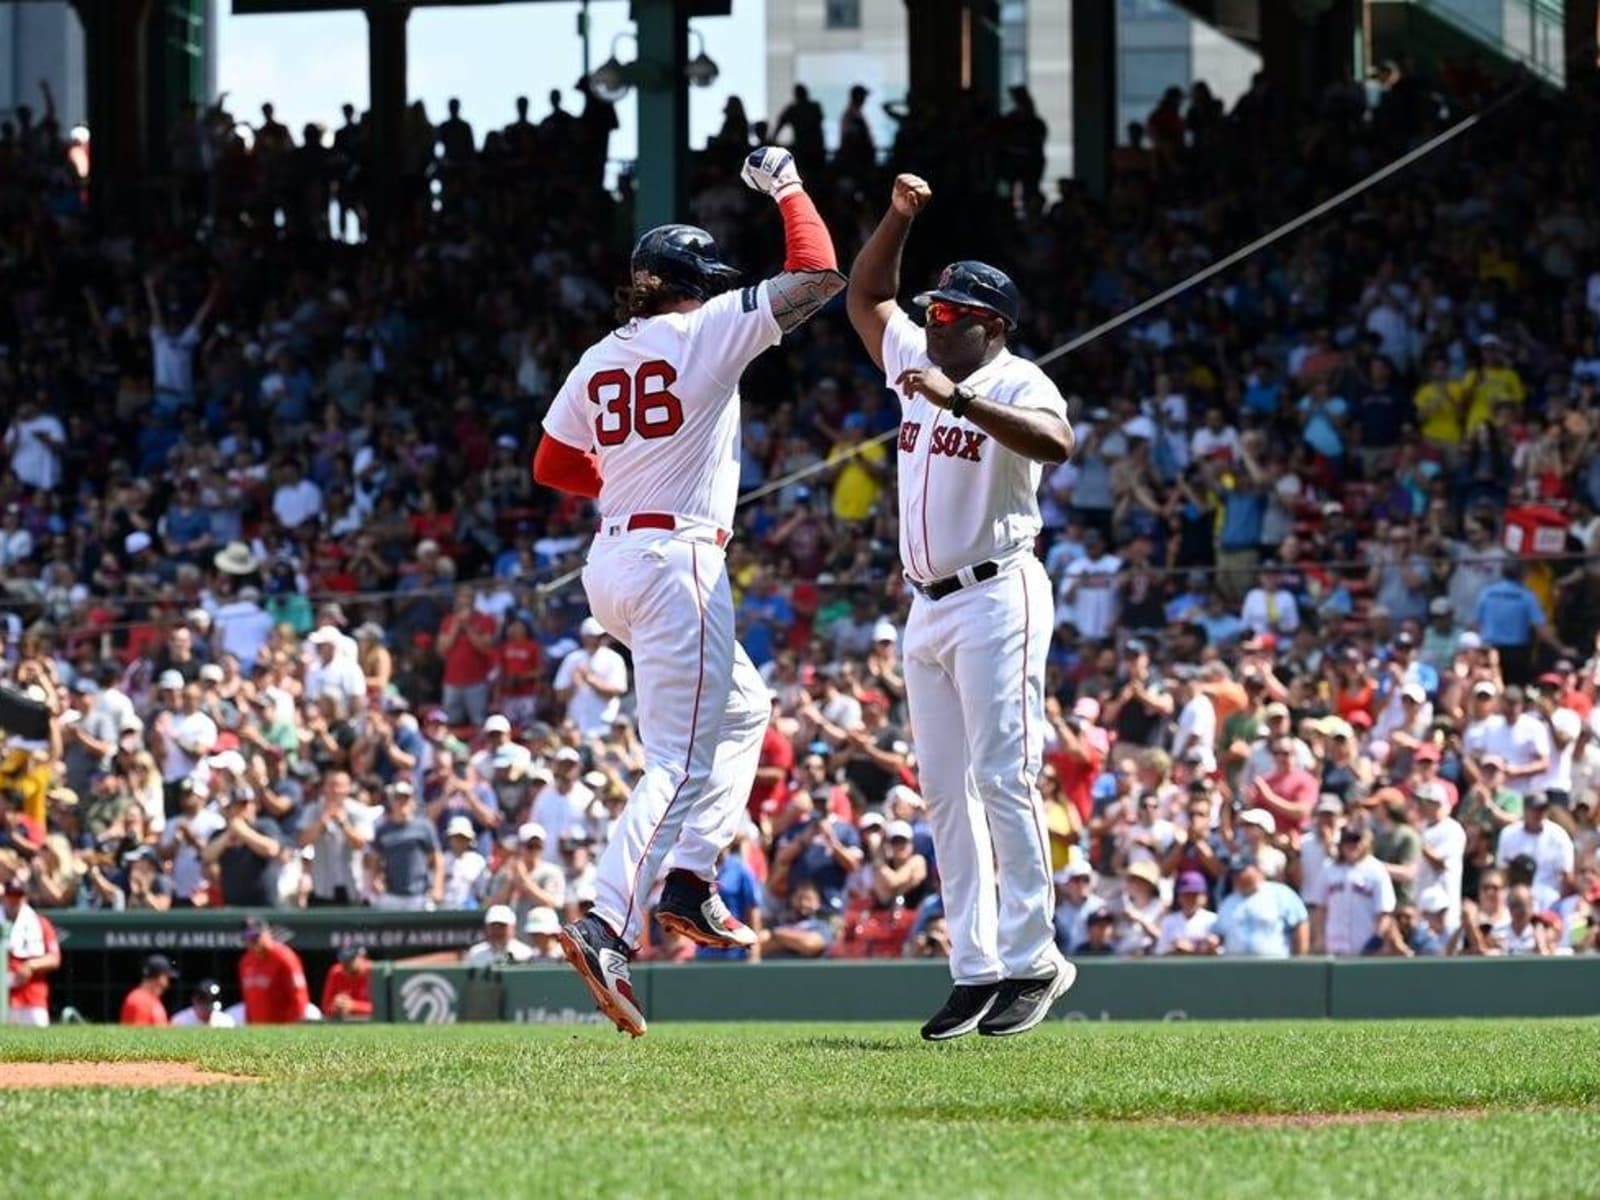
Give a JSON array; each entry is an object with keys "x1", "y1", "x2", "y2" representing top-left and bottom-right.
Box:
[
  {"x1": 657, "y1": 869, "x2": 757, "y2": 949},
  {"x1": 557, "y1": 913, "x2": 647, "y2": 1037},
  {"x1": 977, "y1": 962, "x2": 1078, "y2": 1038},
  {"x1": 920, "y1": 983, "x2": 1002, "y2": 1042}
]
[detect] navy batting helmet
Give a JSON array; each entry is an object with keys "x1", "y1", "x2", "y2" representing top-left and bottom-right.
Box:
[
  {"x1": 913, "y1": 260, "x2": 1021, "y2": 328},
  {"x1": 630, "y1": 224, "x2": 742, "y2": 301}
]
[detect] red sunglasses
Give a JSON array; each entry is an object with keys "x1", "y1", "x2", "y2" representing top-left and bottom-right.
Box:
[{"x1": 925, "y1": 300, "x2": 996, "y2": 327}]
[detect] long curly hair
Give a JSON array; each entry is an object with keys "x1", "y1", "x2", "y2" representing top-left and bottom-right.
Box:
[{"x1": 614, "y1": 271, "x2": 691, "y2": 323}]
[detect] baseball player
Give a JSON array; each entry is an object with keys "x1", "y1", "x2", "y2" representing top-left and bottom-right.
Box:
[
  {"x1": 846, "y1": 174, "x2": 1077, "y2": 1039},
  {"x1": 533, "y1": 147, "x2": 843, "y2": 1036}
]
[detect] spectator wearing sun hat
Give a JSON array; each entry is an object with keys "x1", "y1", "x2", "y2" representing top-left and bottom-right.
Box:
[{"x1": 1114, "y1": 860, "x2": 1166, "y2": 956}]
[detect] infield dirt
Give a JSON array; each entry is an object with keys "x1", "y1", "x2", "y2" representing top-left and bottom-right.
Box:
[{"x1": 1, "y1": 1061, "x2": 255, "y2": 1089}]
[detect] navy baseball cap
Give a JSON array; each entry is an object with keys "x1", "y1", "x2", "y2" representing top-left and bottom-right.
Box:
[
  {"x1": 193, "y1": 978, "x2": 221, "y2": 1000},
  {"x1": 241, "y1": 916, "x2": 266, "y2": 942},
  {"x1": 914, "y1": 260, "x2": 1021, "y2": 327},
  {"x1": 142, "y1": 954, "x2": 179, "y2": 979}
]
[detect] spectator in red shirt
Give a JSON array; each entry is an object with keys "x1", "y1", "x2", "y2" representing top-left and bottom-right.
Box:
[
  {"x1": 494, "y1": 616, "x2": 543, "y2": 727},
  {"x1": 1330, "y1": 646, "x2": 1378, "y2": 723},
  {"x1": 4, "y1": 873, "x2": 60, "y2": 1026},
  {"x1": 748, "y1": 697, "x2": 793, "y2": 823},
  {"x1": 1539, "y1": 663, "x2": 1592, "y2": 720},
  {"x1": 1251, "y1": 737, "x2": 1319, "y2": 833},
  {"x1": 238, "y1": 916, "x2": 310, "y2": 1024},
  {"x1": 119, "y1": 954, "x2": 177, "y2": 1026},
  {"x1": 1047, "y1": 696, "x2": 1106, "y2": 824},
  {"x1": 438, "y1": 586, "x2": 497, "y2": 727},
  {"x1": 321, "y1": 945, "x2": 374, "y2": 1021},
  {"x1": 408, "y1": 491, "x2": 456, "y2": 548}
]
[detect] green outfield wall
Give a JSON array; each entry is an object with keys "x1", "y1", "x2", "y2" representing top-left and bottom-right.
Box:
[
  {"x1": 39, "y1": 908, "x2": 1600, "y2": 1025},
  {"x1": 372, "y1": 957, "x2": 1600, "y2": 1025},
  {"x1": 47, "y1": 909, "x2": 482, "y2": 1021}
]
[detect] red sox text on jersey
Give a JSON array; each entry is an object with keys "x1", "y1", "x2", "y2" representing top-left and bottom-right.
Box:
[{"x1": 899, "y1": 420, "x2": 988, "y2": 461}]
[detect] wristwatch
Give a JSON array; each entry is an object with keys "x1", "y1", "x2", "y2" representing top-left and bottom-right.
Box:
[{"x1": 949, "y1": 384, "x2": 976, "y2": 419}]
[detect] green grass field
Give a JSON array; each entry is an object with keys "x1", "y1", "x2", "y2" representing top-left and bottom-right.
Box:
[{"x1": 4, "y1": 1020, "x2": 1599, "y2": 1198}]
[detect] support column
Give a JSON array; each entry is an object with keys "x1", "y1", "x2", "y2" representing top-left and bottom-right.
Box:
[
  {"x1": 905, "y1": 0, "x2": 1001, "y2": 109},
  {"x1": 1568, "y1": 0, "x2": 1598, "y2": 83},
  {"x1": 73, "y1": 0, "x2": 154, "y2": 231},
  {"x1": 1071, "y1": 0, "x2": 1115, "y2": 202},
  {"x1": 367, "y1": 1, "x2": 409, "y2": 231},
  {"x1": 632, "y1": 0, "x2": 689, "y2": 238},
  {"x1": 147, "y1": 0, "x2": 208, "y2": 173},
  {"x1": 1261, "y1": 0, "x2": 1355, "y2": 125}
]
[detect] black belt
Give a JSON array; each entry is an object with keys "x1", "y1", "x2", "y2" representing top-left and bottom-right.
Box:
[{"x1": 913, "y1": 560, "x2": 999, "y2": 601}]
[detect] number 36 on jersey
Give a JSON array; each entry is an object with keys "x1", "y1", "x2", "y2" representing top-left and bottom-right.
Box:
[{"x1": 588, "y1": 360, "x2": 685, "y2": 445}]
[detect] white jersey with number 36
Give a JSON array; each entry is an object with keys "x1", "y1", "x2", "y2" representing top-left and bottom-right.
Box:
[
  {"x1": 542, "y1": 283, "x2": 781, "y2": 531},
  {"x1": 880, "y1": 310, "x2": 1068, "y2": 583}
]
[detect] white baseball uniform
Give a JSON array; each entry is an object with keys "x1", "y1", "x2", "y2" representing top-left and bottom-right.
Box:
[
  {"x1": 880, "y1": 309, "x2": 1067, "y2": 986},
  {"x1": 1310, "y1": 854, "x2": 1396, "y2": 955},
  {"x1": 542, "y1": 284, "x2": 777, "y2": 948}
]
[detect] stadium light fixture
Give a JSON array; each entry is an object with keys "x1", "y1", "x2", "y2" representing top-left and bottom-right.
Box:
[
  {"x1": 588, "y1": 33, "x2": 636, "y2": 105},
  {"x1": 585, "y1": 28, "x2": 718, "y2": 102},
  {"x1": 686, "y1": 30, "x2": 719, "y2": 89}
]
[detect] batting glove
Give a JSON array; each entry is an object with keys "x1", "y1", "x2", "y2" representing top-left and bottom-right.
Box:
[{"x1": 741, "y1": 146, "x2": 803, "y2": 200}]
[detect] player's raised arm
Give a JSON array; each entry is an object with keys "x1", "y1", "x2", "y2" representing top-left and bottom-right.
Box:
[
  {"x1": 739, "y1": 147, "x2": 845, "y2": 332},
  {"x1": 846, "y1": 174, "x2": 930, "y2": 370}
]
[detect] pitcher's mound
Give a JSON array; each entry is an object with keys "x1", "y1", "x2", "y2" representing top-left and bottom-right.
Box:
[{"x1": 1, "y1": 1061, "x2": 255, "y2": 1089}]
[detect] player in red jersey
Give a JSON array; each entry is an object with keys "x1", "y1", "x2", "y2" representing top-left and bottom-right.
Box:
[
  {"x1": 4, "y1": 872, "x2": 60, "y2": 1026},
  {"x1": 238, "y1": 916, "x2": 309, "y2": 1024}
]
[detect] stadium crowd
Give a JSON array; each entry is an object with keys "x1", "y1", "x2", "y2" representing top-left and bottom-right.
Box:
[{"x1": 6, "y1": 53, "x2": 1600, "y2": 1019}]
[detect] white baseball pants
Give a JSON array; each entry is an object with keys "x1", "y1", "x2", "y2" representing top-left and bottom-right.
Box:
[
  {"x1": 903, "y1": 556, "x2": 1062, "y2": 986},
  {"x1": 582, "y1": 525, "x2": 769, "y2": 948}
]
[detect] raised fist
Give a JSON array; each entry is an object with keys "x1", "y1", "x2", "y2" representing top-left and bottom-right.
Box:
[
  {"x1": 741, "y1": 146, "x2": 802, "y2": 199},
  {"x1": 891, "y1": 174, "x2": 932, "y2": 218}
]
